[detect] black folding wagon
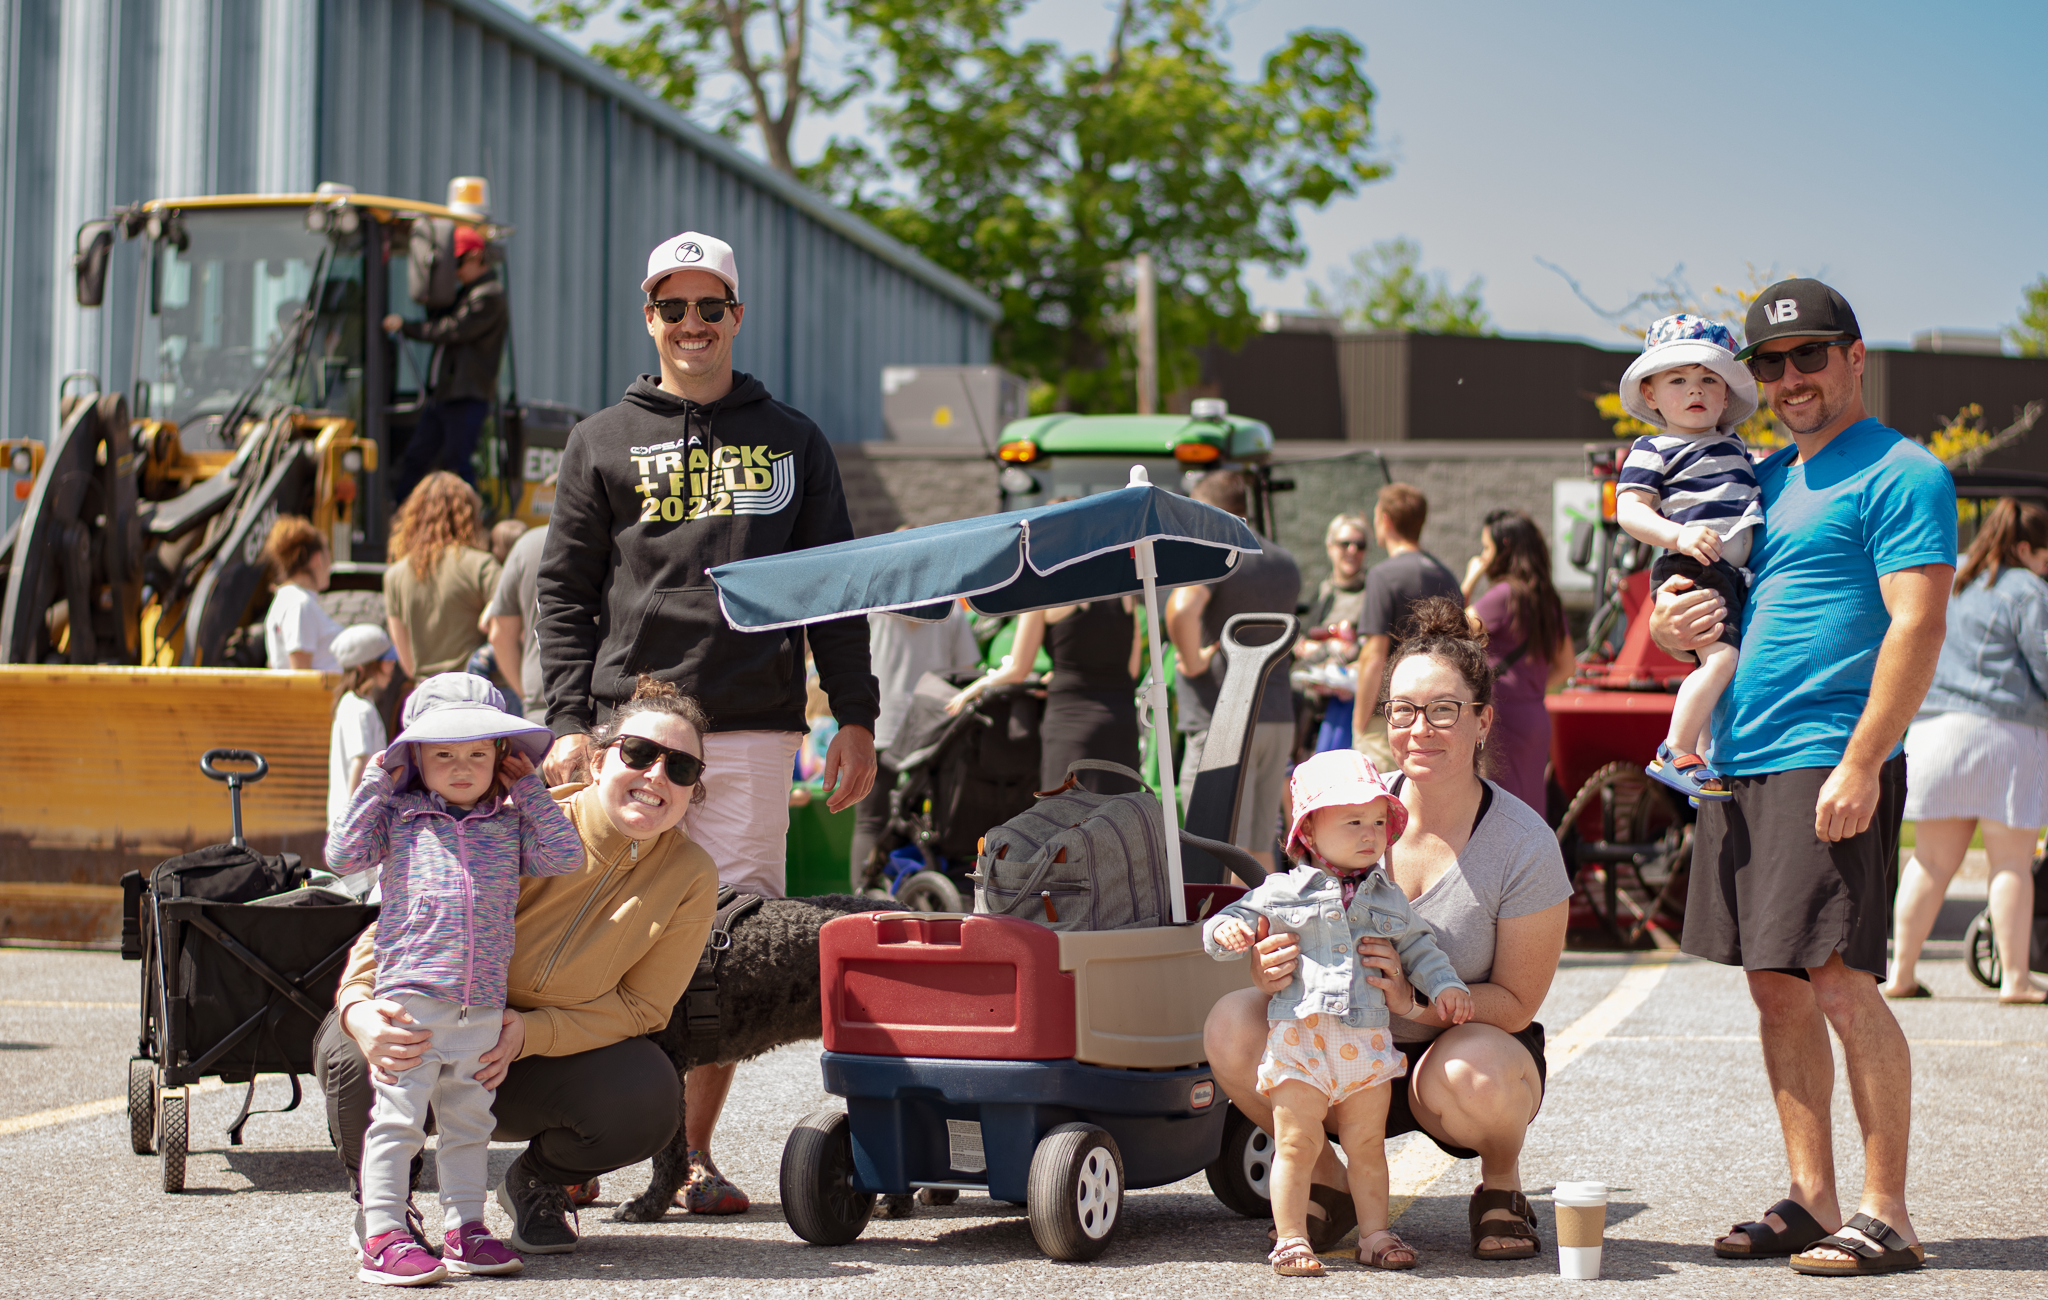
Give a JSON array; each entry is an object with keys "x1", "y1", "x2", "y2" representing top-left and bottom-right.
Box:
[{"x1": 120, "y1": 749, "x2": 379, "y2": 1191}]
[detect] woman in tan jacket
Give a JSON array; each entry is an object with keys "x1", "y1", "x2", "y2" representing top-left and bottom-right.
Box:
[{"x1": 315, "y1": 677, "x2": 719, "y2": 1257}]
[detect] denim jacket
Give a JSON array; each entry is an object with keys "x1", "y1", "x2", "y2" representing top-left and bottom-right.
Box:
[
  {"x1": 1202, "y1": 863, "x2": 1468, "y2": 1029},
  {"x1": 1919, "y1": 567, "x2": 2048, "y2": 732}
]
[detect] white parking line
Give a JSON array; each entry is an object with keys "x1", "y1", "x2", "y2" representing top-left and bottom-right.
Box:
[
  {"x1": 0, "y1": 1078, "x2": 231, "y2": 1139},
  {"x1": 1386, "y1": 961, "x2": 1669, "y2": 1225}
]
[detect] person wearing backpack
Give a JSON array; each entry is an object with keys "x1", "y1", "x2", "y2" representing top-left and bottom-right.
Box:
[{"x1": 383, "y1": 225, "x2": 508, "y2": 503}]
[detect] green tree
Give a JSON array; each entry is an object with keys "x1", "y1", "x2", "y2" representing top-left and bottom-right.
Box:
[
  {"x1": 826, "y1": 0, "x2": 1388, "y2": 411},
  {"x1": 1307, "y1": 238, "x2": 1490, "y2": 335},
  {"x1": 2010, "y1": 274, "x2": 2048, "y2": 357},
  {"x1": 535, "y1": 0, "x2": 864, "y2": 176}
]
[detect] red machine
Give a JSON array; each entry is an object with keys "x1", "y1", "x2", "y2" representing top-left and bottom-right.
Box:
[{"x1": 1546, "y1": 445, "x2": 1698, "y2": 948}]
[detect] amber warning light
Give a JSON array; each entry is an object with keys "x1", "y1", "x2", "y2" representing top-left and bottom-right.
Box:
[{"x1": 998, "y1": 441, "x2": 1039, "y2": 463}]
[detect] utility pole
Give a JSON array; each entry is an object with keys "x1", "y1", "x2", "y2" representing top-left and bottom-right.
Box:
[{"x1": 1134, "y1": 252, "x2": 1158, "y2": 415}]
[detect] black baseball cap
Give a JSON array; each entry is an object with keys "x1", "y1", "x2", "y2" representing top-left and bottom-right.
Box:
[{"x1": 1737, "y1": 278, "x2": 1862, "y2": 360}]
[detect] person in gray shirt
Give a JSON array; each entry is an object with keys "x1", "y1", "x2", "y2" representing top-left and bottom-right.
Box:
[
  {"x1": 1170, "y1": 469, "x2": 1301, "y2": 875},
  {"x1": 485, "y1": 524, "x2": 548, "y2": 717},
  {"x1": 1352, "y1": 483, "x2": 1461, "y2": 769}
]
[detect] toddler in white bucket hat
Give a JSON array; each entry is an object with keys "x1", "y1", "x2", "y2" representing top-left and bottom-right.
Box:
[
  {"x1": 1202, "y1": 749, "x2": 1472, "y2": 1275},
  {"x1": 1613, "y1": 314, "x2": 1765, "y2": 805}
]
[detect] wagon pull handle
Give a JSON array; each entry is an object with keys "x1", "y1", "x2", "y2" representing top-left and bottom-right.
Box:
[{"x1": 200, "y1": 749, "x2": 268, "y2": 849}]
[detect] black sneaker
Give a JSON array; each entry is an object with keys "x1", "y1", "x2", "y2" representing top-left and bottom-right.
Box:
[{"x1": 495, "y1": 1156, "x2": 580, "y2": 1254}]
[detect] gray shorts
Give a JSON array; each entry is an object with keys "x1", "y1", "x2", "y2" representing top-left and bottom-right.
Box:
[
  {"x1": 1181, "y1": 721, "x2": 1294, "y2": 854},
  {"x1": 1682, "y1": 755, "x2": 1906, "y2": 977}
]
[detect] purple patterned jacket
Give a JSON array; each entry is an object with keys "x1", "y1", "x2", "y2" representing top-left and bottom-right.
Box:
[{"x1": 327, "y1": 769, "x2": 584, "y2": 1009}]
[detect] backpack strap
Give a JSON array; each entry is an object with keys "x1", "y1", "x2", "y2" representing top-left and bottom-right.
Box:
[
  {"x1": 1033, "y1": 758, "x2": 1148, "y2": 798},
  {"x1": 681, "y1": 885, "x2": 765, "y2": 1063}
]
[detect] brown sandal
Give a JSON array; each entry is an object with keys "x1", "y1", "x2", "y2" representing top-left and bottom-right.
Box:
[
  {"x1": 1358, "y1": 1228, "x2": 1417, "y2": 1270},
  {"x1": 1269, "y1": 1235, "x2": 1325, "y2": 1277},
  {"x1": 1469, "y1": 1184, "x2": 1542, "y2": 1259}
]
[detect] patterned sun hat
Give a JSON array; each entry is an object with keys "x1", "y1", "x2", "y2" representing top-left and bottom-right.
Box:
[
  {"x1": 1620, "y1": 313, "x2": 1759, "y2": 432},
  {"x1": 1284, "y1": 748, "x2": 1409, "y2": 861}
]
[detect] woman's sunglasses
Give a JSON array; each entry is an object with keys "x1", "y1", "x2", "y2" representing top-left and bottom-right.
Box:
[
  {"x1": 1744, "y1": 338, "x2": 1854, "y2": 383},
  {"x1": 650, "y1": 296, "x2": 739, "y2": 325},
  {"x1": 605, "y1": 735, "x2": 705, "y2": 786}
]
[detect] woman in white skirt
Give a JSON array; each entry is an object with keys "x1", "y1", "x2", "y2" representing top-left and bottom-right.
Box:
[{"x1": 1885, "y1": 498, "x2": 2048, "y2": 1005}]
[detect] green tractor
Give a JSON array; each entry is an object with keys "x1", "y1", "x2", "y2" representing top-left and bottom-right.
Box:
[{"x1": 991, "y1": 399, "x2": 1286, "y2": 535}]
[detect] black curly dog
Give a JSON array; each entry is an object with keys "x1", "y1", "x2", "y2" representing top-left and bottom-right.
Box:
[{"x1": 613, "y1": 893, "x2": 902, "y2": 1223}]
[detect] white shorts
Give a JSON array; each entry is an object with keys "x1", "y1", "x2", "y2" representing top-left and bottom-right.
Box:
[{"x1": 683, "y1": 730, "x2": 805, "y2": 899}]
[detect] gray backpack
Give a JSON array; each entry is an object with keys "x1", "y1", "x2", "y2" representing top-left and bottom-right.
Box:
[
  {"x1": 407, "y1": 217, "x2": 461, "y2": 311},
  {"x1": 970, "y1": 761, "x2": 1172, "y2": 931}
]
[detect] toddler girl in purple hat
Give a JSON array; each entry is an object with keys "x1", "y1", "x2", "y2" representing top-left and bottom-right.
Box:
[{"x1": 328, "y1": 673, "x2": 584, "y2": 1285}]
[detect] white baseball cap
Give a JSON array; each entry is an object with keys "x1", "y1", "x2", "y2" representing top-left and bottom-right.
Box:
[{"x1": 641, "y1": 231, "x2": 738, "y2": 299}]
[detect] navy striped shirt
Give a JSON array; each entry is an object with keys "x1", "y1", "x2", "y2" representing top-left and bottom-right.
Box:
[{"x1": 1618, "y1": 431, "x2": 1764, "y2": 545}]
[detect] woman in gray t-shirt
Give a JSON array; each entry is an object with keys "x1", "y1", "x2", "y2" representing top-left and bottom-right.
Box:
[{"x1": 1204, "y1": 596, "x2": 1571, "y2": 1260}]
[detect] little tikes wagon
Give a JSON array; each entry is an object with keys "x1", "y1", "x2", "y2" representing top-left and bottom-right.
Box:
[{"x1": 709, "y1": 475, "x2": 1296, "y2": 1258}]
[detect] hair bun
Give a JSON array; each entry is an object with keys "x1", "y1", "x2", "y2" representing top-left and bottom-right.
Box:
[
  {"x1": 1398, "y1": 594, "x2": 1476, "y2": 643},
  {"x1": 629, "y1": 673, "x2": 686, "y2": 704}
]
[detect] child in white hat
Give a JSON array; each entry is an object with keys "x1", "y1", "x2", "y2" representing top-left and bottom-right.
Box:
[
  {"x1": 1614, "y1": 314, "x2": 1765, "y2": 803},
  {"x1": 1203, "y1": 749, "x2": 1472, "y2": 1275},
  {"x1": 327, "y1": 674, "x2": 584, "y2": 1285},
  {"x1": 326, "y1": 624, "x2": 398, "y2": 863}
]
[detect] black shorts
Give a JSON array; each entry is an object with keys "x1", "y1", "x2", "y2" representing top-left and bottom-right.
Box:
[
  {"x1": 1682, "y1": 754, "x2": 1906, "y2": 978},
  {"x1": 1650, "y1": 551, "x2": 1746, "y2": 652},
  {"x1": 1380, "y1": 1022, "x2": 1547, "y2": 1159}
]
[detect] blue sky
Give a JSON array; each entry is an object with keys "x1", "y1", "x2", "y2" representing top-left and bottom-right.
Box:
[{"x1": 552, "y1": 1, "x2": 2048, "y2": 350}]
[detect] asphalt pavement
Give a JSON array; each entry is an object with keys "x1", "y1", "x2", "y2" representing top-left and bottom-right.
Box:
[{"x1": 2, "y1": 886, "x2": 2042, "y2": 1299}]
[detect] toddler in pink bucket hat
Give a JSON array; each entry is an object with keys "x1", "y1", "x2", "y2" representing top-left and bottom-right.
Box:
[{"x1": 1201, "y1": 747, "x2": 1472, "y2": 1275}]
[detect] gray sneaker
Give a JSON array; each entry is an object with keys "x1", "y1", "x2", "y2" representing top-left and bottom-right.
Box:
[{"x1": 495, "y1": 1156, "x2": 580, "y2": 1254}]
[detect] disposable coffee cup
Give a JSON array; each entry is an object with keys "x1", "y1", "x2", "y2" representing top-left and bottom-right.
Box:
[{"x1": 1552, "y1": 1181, "x2": 1609, "y2": 1279}]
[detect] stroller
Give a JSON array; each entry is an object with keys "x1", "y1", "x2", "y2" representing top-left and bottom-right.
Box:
[
  {"x1": 120, "y1": 749, "x2": 379, "y2": 1192},
  {"x1": 859, "y1": 672, "x2": 1044, "y2": 913},
  {"x1": 1964, "y1": 852, "x2": 2048, "y2": 988}
]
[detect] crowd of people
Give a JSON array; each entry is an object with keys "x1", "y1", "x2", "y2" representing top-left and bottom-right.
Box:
[{"x1": 243, "y1": 234, "x2": 2042, "y2": 1283}]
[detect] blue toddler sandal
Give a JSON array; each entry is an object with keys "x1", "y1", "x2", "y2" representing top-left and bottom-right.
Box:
[{"x1": 1646, "y1": 743, "x2": 1732, "y2": 802}]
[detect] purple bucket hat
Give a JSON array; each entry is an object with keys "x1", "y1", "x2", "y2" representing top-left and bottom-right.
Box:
[
  {"x1": 385, "y1": 672, "x2": 554, "y2": 767},
  {"x1": 1620, "y1": 313, "x2": 1759, "y2": 432}
]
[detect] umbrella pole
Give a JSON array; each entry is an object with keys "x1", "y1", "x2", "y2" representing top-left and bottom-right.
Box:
[{"x1": 1134, "y1": 536, "x2": 1188, "y2": 924}]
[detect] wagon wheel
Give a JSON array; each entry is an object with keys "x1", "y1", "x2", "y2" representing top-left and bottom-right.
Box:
[
  {"x1": 1556, "y1": 762, "x2": 1690, "y2": 949},
  {"x1": 159, "y1": 1087, "x2": 189, "y2": 1193},
  {"x1": 128, "y1": 1059, "x2": 156, "y2": 1155}
]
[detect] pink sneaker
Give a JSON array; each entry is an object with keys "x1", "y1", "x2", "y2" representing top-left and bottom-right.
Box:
[
  {"x1": 357, "y1": 1229, "x2": 448, "y2": 1286},
  {"x1": 443, "y1": 1221, "x2": 524, "y2": 1276}
]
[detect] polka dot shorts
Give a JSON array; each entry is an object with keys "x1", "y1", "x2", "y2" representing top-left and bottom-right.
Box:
[{"x1": 1255, "y1": 1014, "x2": 1407, "y2": 1105}]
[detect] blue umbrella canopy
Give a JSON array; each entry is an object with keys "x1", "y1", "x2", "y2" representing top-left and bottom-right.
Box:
[{"x1": 709, "y1": 481, "x2": 1262, "y2": 632}]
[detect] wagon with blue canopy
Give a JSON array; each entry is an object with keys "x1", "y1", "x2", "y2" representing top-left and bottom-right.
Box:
[{"x1": 710, "y1": 468, "x2": 1301, "y2": 1259}]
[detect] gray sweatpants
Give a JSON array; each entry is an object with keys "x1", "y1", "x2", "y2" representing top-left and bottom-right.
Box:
[{"x1": 360, "y1": 995, "x2": 502, "y2": 1238}]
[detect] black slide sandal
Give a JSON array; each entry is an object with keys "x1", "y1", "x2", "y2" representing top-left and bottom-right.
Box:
[
  {"x1": 1715, "y1": 1197, "x2": 1827, "y2": 1258},
  {"x1": 1790, "y1": 1214, "x2": 1926, "y2": 1276}
]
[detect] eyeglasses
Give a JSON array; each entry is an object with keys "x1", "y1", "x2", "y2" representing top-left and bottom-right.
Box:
[
  {"x1": 1384, "y1": 699, "x2": 1481, "y2": 729},
  {"x1": 1744, "y1": 338, "x2": 1854, "y2": 383},
  {"x1": 650, "y1": 296, "x2": 739, "y2": 325},
  {"x1": 1332, "y1": 539, "x2": 1369, "y2": 552},
  {"x1": 605, "y1": 735, "x2": 705, "y2": 786}
]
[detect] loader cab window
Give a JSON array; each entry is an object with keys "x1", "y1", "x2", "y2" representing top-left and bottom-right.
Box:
[{"x1": 138, "y1": 209, "x2": 366, "y2": 443}]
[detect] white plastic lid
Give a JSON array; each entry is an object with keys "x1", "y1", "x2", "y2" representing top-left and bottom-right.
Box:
[{"x1": 1553, "y1": 1181, "x2": 1609, "y2": 1204}]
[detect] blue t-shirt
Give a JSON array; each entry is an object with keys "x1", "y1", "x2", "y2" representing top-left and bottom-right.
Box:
[{"x1": 1714, "y1": 419, "x2": 1955, "y2": 775}]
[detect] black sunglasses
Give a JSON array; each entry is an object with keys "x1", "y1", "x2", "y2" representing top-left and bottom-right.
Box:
[
  {"x1": 605, "y1": 735, "x2": 705, "y2": 786},
  {"x1": 650, "y1": 296, "x2": 739, "y2": 325},
  {"x1": 1745, "y1": 338, "x2": 1854, "y2": 383}
]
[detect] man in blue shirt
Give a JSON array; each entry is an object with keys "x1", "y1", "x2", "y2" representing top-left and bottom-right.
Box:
[{"x1": 1651, "y1": 280, "x2": 1954, "y2": 1276}]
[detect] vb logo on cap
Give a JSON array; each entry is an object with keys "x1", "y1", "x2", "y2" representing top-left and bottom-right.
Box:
[
  {"x1": 1736, "y1": 278, "x2": 1861, "y2": 361},
  {"x1": 641, "y1": 230, "x2": 739, "y2": 299}
]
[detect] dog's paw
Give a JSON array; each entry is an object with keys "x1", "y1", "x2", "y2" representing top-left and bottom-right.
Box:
[
  {"x1": 877, "y1": 1193, "x2": 917, "y2": 1219},
  {"x1": 612, "y1": 1193, "x2": 675, "y2": 1224}
]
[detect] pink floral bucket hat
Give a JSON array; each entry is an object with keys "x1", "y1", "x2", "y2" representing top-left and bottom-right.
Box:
[{"x1": 1284, "y1": 749, "x2": 1409, "y2": 860}]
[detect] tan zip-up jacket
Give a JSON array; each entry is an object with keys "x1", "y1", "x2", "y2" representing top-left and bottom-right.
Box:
[{"x1": 334, "y1": 782, "x2": 719, "y2": 1059}]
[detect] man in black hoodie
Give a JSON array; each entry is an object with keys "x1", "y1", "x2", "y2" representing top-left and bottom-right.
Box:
[{"x1": 535, "y1": 230, "x2": 877, "y2": 1219}]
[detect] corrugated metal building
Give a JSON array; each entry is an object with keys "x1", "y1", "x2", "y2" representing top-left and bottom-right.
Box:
[{"x1": 0, "y1": 0, "x2": 997, "y2": 472}]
